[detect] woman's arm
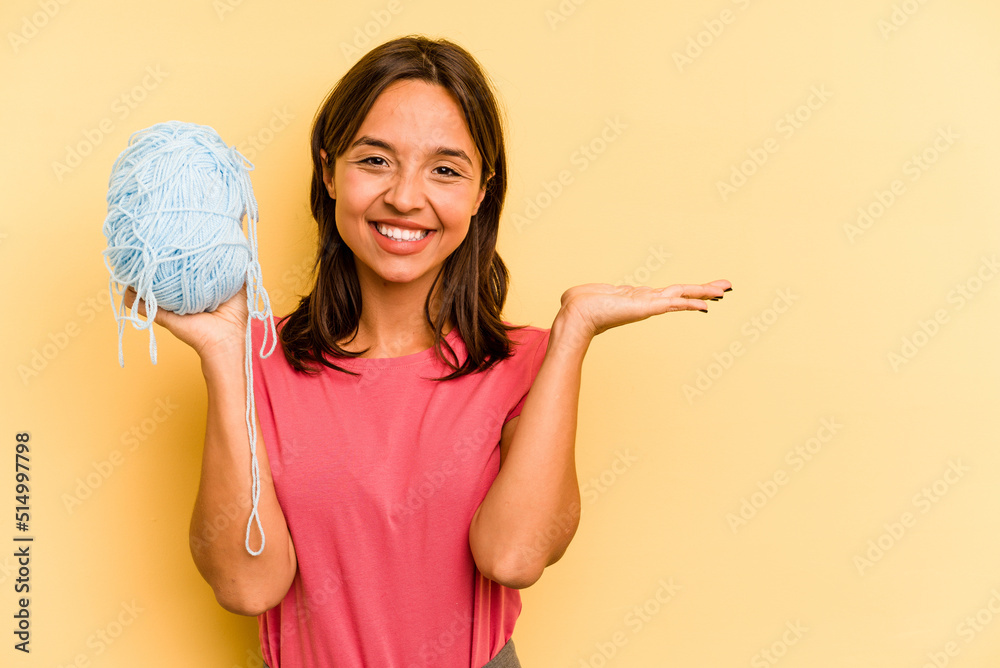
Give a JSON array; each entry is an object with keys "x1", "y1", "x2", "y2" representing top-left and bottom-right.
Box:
[
  {"x1": 190, "y1": 343, "x2": 297, "y2": 616},
  {"x1": 469, "y1": 280, "x2": 730, "y2": 588},
  {"x1": 468, "y1": 313, "x2": 585, "y2": 589},
  {"x1": 125, "y1": 287, "x2": 297, "y2": 615}
]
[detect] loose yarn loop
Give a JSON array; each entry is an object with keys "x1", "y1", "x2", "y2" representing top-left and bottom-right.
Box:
[{"x1": 102, "y1": 121, "x2": 277, "y2": 556}]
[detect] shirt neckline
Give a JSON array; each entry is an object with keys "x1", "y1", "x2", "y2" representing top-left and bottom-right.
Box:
[{"x1": 329, "y1": 326, "x2": 465, "y2": 370}]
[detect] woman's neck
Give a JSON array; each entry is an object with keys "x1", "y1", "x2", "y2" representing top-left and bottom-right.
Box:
[{"x1": 342, "y1": 269, "x2": 450, "y2": 358}]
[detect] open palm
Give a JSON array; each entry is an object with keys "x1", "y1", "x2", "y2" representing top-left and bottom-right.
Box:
[{"x1": 559, "y1": 279, "x2": 732, "y2": 339}]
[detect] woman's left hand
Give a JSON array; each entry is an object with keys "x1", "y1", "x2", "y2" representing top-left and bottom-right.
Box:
[{"x1": 556, "y1": 279, "x2": 732, "y2": 342}]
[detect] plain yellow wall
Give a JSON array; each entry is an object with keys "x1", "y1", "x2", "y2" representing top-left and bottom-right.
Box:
[{"x1": 2, "y1": 0, "x2": 999, "y2": 666}]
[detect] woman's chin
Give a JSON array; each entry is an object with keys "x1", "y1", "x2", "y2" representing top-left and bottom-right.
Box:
[{"x1": 368, "y1": 265, "x2": 431, "y2": 287}]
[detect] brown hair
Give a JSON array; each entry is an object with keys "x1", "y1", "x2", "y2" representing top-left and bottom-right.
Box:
[{"x1": 278, "y1": 35, "x2": 520, "y2": 379}]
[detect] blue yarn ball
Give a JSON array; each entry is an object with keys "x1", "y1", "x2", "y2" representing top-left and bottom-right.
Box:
[
  {"x1": 103, "y1": 121, "x2": 255, "y2": 316},
  {"x1": 103, "y1": 121, "x2": 276, "y2": 556}
]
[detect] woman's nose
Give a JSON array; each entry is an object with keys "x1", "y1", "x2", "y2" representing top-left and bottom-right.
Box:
[{"x1": 383, "y1": 169, "x2": 425, "y2": 213}]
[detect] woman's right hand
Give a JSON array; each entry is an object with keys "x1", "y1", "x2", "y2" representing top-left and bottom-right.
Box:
[{"x1": 123, "y1": 286, "x2": 249, "y2": 364}]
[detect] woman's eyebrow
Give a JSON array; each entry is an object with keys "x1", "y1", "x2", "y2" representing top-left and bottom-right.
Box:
[
  {"x1": 434, "y1": 147, "x2": 474, "y2": 168},
  {"x1": 350, "y1": 135, "x2": 394, "y2": 152}
]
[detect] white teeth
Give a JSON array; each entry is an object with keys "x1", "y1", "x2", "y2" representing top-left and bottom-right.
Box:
[{"x1": 376, "y1": 223, "x2": 428, "y2": 241}]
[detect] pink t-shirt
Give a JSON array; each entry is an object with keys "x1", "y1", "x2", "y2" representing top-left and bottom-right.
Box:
[{"x1": 250, "y1": 318, "x2": 550, "y2": 668}]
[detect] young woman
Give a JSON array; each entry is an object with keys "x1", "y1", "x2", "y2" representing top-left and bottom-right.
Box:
[{"x1": 127, "y1": 35, "x2": 729, "y2": 668}]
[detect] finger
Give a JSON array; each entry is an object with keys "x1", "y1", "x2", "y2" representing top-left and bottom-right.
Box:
[
  {"x1": 677, "y1": 298, "x2": 710, "y2": 313},
  {"x1": 634, "y1": 290, "x2": 711, "y2": 314},
  {"x1": 123, "y1": 287, "x2": 146, "y2": 316},
  {"x1": 123, "y1": 288, "x2": 180, "y2": 329},
  {"x1": 704, "y1": 280, "x2": 733, "y2": 302},
  {"x1": 685, "y1": 280, "x2": 732, "y2": 301},
  {"x1": 655, "y1": 283, "x2": 727, "y2": 301},
  {"x1": 707, "y1": 279, "x2": 733, "y2": 292}
]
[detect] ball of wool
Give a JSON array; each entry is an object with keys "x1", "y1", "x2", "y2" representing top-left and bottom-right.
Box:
[
  {"x1": 102, "y1": 121, "x2": 276, "y2": 556},
  {"x1": 103, "y1": 121, "x2": 268, "y2": 357}
]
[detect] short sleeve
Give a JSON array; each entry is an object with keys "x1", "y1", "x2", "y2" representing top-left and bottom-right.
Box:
[{"x1": 504, "y1": 328, "x2": 551, "y2": 423}]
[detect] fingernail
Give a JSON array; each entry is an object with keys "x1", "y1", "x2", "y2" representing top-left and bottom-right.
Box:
[
  {"x1": 708, "y1": 297, "x2": 721, "y2": 301},
  {"x1": 699, "y1": 309, "x2": 708, "y2": 313},
  {"x1": 723, "y1": 287, "x2": 732, "y2": 292}
]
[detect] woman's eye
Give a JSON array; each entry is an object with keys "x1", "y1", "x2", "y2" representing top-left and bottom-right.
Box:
[
  {"x1": 359, "y1": 156, "x2": 387, "y2": 167},
  {"x1": 434, "y1": 166, "x2": 460, "y2": 177}
]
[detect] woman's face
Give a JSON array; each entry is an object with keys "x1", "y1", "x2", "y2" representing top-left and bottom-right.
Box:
[{"x1": 321, "y1": 79, "x2": 488, "y2": 292}]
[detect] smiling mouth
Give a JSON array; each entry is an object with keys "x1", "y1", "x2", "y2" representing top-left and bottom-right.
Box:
[{"x1": 373, "y1": 222, "x2": 431, "y2": 242}]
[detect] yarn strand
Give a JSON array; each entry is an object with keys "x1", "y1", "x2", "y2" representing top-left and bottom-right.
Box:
[{"x1": 103, "y1": 121, "x2": 278, "y2": 557}]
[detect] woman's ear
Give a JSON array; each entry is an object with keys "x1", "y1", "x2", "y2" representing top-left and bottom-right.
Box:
[
  {"x1": 320, "y1": 149, "x2": 336, "y2": 199},
  {"x1": 472, "y1": 186, "x2": 487, "y2": 215},
  {"x1": 472, "y1": 171, "x2": 492, "y2": 215}
]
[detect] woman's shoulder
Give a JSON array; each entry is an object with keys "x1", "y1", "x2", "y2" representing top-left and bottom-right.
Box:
[
  {"x1": 503, "y1": 321, "x2": 549, "y2": 337},
  {"x1": 502, "y1": 322, "x2": 551, "y2": 354}
]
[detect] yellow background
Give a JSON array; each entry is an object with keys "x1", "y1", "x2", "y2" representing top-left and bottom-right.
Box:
[{"x1": 2, "y1": 0, "x2": 999, "y2": 666}]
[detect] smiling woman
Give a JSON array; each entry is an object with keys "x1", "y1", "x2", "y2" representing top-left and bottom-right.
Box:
[
  {"x1": 283, "y1": 37, "x2": 512, "y2": 375},
  {"x1": 130, "y1": 34, "x2": 729, "y2": 668}
]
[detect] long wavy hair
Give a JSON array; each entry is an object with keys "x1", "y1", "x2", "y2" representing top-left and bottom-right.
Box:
[{"x1": 279, "y1": 35, "x2": 520, "y2": 380}]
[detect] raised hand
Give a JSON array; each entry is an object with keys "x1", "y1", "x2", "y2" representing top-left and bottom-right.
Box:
[
  {"x1": 123, "y1": 285, "x2": 250, "y2": 364},
  {"x1": 556, "y1": 279, "x2": 732, "y2": 344}
]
